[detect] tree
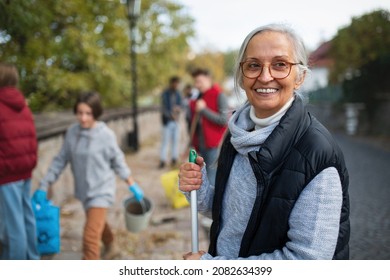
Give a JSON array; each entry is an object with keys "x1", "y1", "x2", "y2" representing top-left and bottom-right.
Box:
[
  {"x1": 0, "y1": 0, "x2": 195, "y2": 111},
  {"x1": 329, "y1": 9, "x2": 390, "y2": 84},
  {"x1": 223, "y1": 49, "x2": 239, "y2": 78},
  {"x1": 186, "y1": 50, "x2": 226, "y2": 86},
  {"x1": 329, "y1": 9, "x2": 390, "y2": 133},
  {"x1": 136, "y1": 0, "x2": 194, "y2": 102}
]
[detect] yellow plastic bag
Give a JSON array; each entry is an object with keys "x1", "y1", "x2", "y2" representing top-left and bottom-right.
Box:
[{"x1": 160, "y1": 169, "x2": 189, "y2": 209}]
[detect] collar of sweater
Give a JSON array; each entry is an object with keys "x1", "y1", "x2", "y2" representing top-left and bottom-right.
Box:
[{"x1": 249, "y1": 96, "x2": 295, "y2": 129}]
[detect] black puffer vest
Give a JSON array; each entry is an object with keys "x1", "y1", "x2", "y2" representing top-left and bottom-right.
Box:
[{"x1": 208, "y1": 98, "x2": 350, "y2": 259}]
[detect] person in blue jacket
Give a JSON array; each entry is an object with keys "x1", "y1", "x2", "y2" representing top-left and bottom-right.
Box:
[{"x1": 159, "y1": 76, "x2": 182, "y2": 168}]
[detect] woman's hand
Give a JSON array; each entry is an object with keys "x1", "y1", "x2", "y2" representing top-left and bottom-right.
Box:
[
  {"x1": 179, "y1": 156, "x2": 204, "y2": 192},
  {"x1": 183, "y1": 250, "x2": 206, "y2": 260}
]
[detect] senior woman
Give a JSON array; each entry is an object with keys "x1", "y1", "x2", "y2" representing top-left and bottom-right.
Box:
[{"x1": 179, "y1": 23, "x2": 350, "y2": 260}]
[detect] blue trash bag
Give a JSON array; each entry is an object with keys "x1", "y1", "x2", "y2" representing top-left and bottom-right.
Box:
[{"x1": 31, "y1": 198, "x2": 61, "y2": 255}]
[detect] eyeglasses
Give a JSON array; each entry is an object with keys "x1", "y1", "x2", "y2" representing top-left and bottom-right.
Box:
[{"x1": 240, "y1": 60, "x2": 302, "y2": 80}]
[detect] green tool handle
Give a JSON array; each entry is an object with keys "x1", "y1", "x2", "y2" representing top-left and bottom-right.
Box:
[
  {"x1": 189, "y1": 149, "x2": 197, "y2": 163},
  {"x1": 189, "y1": 149, "x2": 199, "y2": 253}
]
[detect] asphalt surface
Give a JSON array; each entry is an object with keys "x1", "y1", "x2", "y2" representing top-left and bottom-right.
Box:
[{"x1": 334, "y1": 133, "x2": 390, "y2": 260}]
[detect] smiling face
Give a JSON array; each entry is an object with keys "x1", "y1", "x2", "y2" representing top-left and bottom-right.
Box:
[
  {"x1": 193, "y1": 74, "x2": 212, "y2": 93},
  {"x1": 76, "y1": 102, "x2": 96, "y2": 129},
  {"x1": 242, "y1": 31, "x2": 306, "y2": 118}
]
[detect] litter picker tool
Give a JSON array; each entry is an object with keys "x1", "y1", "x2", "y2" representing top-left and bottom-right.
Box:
[{"x1": 189, "y1": 149, "x2": 199, "y2": 253}]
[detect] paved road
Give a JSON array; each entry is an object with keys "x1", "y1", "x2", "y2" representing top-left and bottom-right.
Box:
[{"x1": 334, "y1": 134, "x2": 390, "y2": 260}]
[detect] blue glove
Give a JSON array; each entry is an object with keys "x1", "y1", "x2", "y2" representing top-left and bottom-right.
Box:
[
  {"x1": 32, "y1": 190, "x2": 47, "y2": 204},
  {"x1": 128, "y1": 183, "x2": 144, "y2": 202}
]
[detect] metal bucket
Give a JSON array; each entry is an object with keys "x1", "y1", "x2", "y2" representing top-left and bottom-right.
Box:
[{"x1": 123, "y1": 196, "x2": 153, "y2": 233}]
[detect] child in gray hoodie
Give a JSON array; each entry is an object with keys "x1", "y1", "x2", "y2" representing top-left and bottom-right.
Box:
[{"x1": 33, "y1": 92, "x2": 142, "y2": 259}]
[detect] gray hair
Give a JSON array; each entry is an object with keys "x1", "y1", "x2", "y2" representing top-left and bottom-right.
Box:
[{"x1": 233, "y1": 23, "x2": 309, "y2": 99}]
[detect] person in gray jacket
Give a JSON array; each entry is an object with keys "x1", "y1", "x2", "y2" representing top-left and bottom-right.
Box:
[{"x1": 33, "y1": 92, "x2": 142, "y2": 260}]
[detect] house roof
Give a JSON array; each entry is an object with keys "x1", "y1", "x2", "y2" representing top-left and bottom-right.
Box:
[{"x1": 308, "y1": 41, "x2": 334, "y2": 68}]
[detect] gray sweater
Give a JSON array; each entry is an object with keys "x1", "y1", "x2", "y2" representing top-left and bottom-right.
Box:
[
  {"x1": 40, "y1": 122, "x2": 131, "y2": 209},
  {"x1": 193, "y1": 103, "x2": 342, "y2": 260}
]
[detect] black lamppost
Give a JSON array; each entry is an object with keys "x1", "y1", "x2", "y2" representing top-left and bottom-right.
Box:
[{"x1": 127, "y1": 0, "x2": 141, "y2": 151}]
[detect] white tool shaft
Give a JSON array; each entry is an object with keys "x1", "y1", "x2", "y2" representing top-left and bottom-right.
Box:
[{"x1": 190, "y1": 189, "x2": 199, "y2": 253}]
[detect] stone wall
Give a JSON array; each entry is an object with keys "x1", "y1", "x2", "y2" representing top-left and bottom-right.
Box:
[{"x1": 31, "y1": 108, "x2": 161, "y2": 206}]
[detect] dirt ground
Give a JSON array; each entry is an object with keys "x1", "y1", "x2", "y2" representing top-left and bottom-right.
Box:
[{"x1": 48, "y1": 121, "x2": 210, "y2": 260}]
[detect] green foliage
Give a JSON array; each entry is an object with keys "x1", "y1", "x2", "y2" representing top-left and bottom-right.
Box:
[
  {"x1": 0, "y1": 0, "x2": 195, "y2": 112},
  {"x1": 137, "y1": 0, "x2": 195, "y2": 99},
  {"x1": 329, "y1": 9, "x2": 390, "y2": 84},
  {"x1": 186, "y1": 50, "x2": 226, "y2": 85},
  {"x1": 328, "y1": 9, "x2": 390, "y2": 130},
  {"x1": 223, "y1": 49, "x2": 239, "y2": 77},
  {"x1": 179, "y1": 49, "x2": 238, "y2": 93}
]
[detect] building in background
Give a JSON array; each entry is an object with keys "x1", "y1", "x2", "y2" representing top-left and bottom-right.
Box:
[{"x1": 302, "y1": 41, "x2": 333, "y2": 93}]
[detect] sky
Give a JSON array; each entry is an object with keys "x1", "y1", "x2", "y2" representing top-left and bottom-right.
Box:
[{"x1": 177, "y1": 0, "x2": 390, "y2": 52}]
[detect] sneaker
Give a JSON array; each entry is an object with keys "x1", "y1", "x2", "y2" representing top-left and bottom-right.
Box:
[
  {"x1": 102, "y1": 243, "x2": 121, "y2": 260},
  {"x1": 158, "y1": 161, "x2": 166, "y2": 169}
]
